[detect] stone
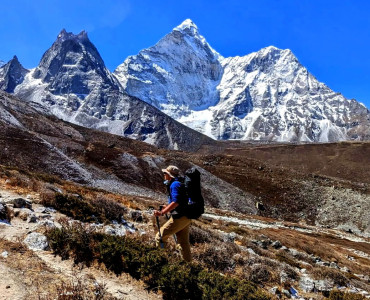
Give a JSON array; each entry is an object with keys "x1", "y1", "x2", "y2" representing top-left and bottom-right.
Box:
[
  {"x1": 299, "y1": 276, "x2": 315, "y2": 292},
  {"x1": 12, "y1": 198, "x2": 32, "y2": 209},
  {"x1": 271, "y1": 240, "x2": 282, "y2": 249},
  {"x1": 1, "y1": 251, "x2": 8, "y2": 258},
  {"x1": 0, "y1": 203, "x2": 9, "y2": 221},
  {"x1": 23, "y1": 232, "x2": 49, "y2": 250},
  {"x1": 27, "y1": 214, "x2": 38, "y2": 223},
  {"x1": 34, "y1": 207, "x2": 56, "y2": 216},
  {"x1": 282, "y1": 289, "x2": 291, "y2": 298},
  {"x1": 330, "y1": 262, "x2": 339, "y2": 269},
  {"x1": 104, "y1": 225, "x2": 126, "y2": 236},
  {"x1": 314, "y1": 279, "x2": 333, "y2": 292},
  {"x1": 18, "y1": 209, "x2": 33, "y2": 221},
  {"x1": 340, "y1": 266, "x2": 349, "y2": 273},
  {"x1": 280, "y1": 271, "x2": 289, "y2": 283},
  {"x1": 39, "y1": 220, "x2": 56, "y2": 228},
  {"x1": 223, "y1": 232, "x2": 236, "y2": 243},
  {"x1": 269, "y1": 286, "x2": 281, "y2": 296},
  {"x1": 130, "y1": 210, "x2": 143, "y2": 222}
]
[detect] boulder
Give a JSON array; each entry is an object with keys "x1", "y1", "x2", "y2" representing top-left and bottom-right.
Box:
[
  {"x1": 299, "y1": 276, "x2": 315, "y2": 292},
  {"x1": 0, "y1": 203, "x2": 9, "y2": 221},
  {"x1": 314, "y1": 279, "x2": 334, "y2": 292},
  {"x1": 12, "y1": 198, "x2": 32, "y2": 209},
  {"x1": 24, "y1": 232, "x2": 48, "y2": 250},
  {"x1": 18, "y1": 208, "x2": 33, "y2": 221}
]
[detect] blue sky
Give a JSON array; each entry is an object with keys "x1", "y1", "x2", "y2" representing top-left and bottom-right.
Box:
[{"x1": 1, "y1": 0, "x2": 370, "y2": 108}]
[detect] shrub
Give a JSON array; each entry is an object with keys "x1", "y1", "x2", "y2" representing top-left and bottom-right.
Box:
[
  {"x1": 329, "y1": 290, "x2": 366, "y2": 300},
  {"x1": 193, "y1": 242, "x2": 238, "y2": 272},
  {"x1": 189, "y1": 225, "x2": 213, "y2": 244},
  {"x1": 48, "y1": 193, "x2": 126, "y2": 224},
  {"x1": 249, "y1": 264, "x2": 271, "y2": 284},
  {"x1": 46, "y1": 224, "x2": 270, "y2": 300},
  {"x1": 312, "y1": 267, "x2": 349, "y2": 286},
  {"x1": 275, "y1": 250, "x2": 301, "y2": 268},
  {"x1": 90, "y1": 195, "x2": 126, "y2": 222}
]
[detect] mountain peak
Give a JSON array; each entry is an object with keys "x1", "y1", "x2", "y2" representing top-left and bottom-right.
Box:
[
  {"x1": 57, "y1": 29, "x2": 88, "y2": 43},
  {"x1": 173, "y1": 19, "x2": 199, "y2": 36}
]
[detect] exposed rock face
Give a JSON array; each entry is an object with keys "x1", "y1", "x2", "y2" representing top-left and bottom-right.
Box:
[
  {"x1": 0, "y1": 56, "x2": 29, "y2": 93},
  {"x1": 114, "y1": 20, "x2": 370, "y2": 142},
  {"x1": 13, "y1": 30, "x2": 212, "y2": 151}
]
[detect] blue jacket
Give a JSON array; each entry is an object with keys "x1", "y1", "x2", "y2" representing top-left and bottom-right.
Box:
[{"x1": 167, "y1": 177, "x2": 187, "y2": 217}]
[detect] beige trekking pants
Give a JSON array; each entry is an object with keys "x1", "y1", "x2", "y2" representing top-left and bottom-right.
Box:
[{"x1": 155, "y1": 215, "x2": 192, "y2": 262}]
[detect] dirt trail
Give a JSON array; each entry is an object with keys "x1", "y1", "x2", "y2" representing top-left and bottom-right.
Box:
[{"x1": 0, "y1": 186, "x2": 161, "y2": 300}]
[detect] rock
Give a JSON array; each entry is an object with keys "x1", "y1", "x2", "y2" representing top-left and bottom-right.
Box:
[
  {"x1": 24, "y1": 232, "x2": 49, "y2": 250},
  {"x1": 299, "y1": 276, "x2": 315, "y2": 292},
  {"x1": 39, "y1": 220, "x2": 56, "y2": 228},
  {"x1": 247, "y1": 248, "x2": 256, "y2": 255},
  {"x1": 0, "y1": 203, "x2": 9, "y2": 221},
  {"x1": 269, "y1": 286, "x2": 281, "y2": 296},
  {"x1": 130, "y1": 210, "x2": 143, "y2": 222},
  {"x1": 314, "y1": 279, "x2": 333, "y2": 292},
  {"x1": 340, "y1": 266, "x2": 349, "y2": 273},
  {"x1": 282, "y1": 289, "x2": 291, "y2": 298},
  {"x1": 1, "y1": 251, "x2": 8, "y2": 258},
  {"x1": 18, "y1": 208, "x2": 33, "y2": 221},
  {"x1": 280, "y1": 246, "x2": 288, "y2": 251},
  {"x1": 280, "y1": 271, "x2": 289, "y2": 283},
  {"x1": 272, "y1": 240, "x2": 282, "y2": 249},
  {"x1": 27, "y1": 214, "x2": 38, "y2": 223},
  {"x1": 330, "y1": 262, "x2": 339, "y2": 269},
  {"x1": 104, "y1": 225, "x2": 126, "y2": 236},
  {"x1": 12, "y1": 198, "x2": 32, "y2": 209}
]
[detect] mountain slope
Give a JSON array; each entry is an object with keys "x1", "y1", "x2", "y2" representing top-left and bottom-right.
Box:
[
  {"x1": 0, "y1": 91, "x2": 255, "y2": 214},
  {"x1": 12, "y1": 29, "x2": 213, "y2": 151},
  {"x1": 0, "y1": 56, "x2": 29, "y2": 93},
  {"x1": 114, "y1": 19, "x2": 223, "y2": 119},
  {"x1": 114, "y1": 20, "x2": 370, "y2": 142}
]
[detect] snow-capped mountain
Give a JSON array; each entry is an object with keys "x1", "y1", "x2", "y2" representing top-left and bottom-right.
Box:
[
  {"x1": 0, "y1": 60, "x2": 5, "y2": 67},
  {"x1": 114, "y1": 19, "x2": 370, "y2": 142},
  {"x1": 12, "y1": 29, "x2": 212, "y2": 151},
  {"x1": 0, "y1": 56, "x2": 29, "y2": 93},
  {"x1": 114, "y1": 19, "x2": 223, "y2": 119}
]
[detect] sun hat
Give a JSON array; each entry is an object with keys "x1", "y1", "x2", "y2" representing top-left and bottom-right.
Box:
[{"x1": 162, "y1": 165, "x2": 180, "y2": 178}]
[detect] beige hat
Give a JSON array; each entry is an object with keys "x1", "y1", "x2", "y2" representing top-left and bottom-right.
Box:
[{"x1": 162, "y1": 165, "x2": 180, "y2": 178}]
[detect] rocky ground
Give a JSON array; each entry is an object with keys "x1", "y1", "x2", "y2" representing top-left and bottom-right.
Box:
[
  {"x1": 0, "y1": 177, "x2": 369, "y2": 299},
  {"x1": 0, "y1": 185, "x2": 161, "y2": 300}
]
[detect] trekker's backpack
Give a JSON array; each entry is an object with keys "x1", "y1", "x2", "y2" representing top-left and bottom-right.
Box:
[{"x1": 184, "y1": 167, "x2": 204, "y2": 219}]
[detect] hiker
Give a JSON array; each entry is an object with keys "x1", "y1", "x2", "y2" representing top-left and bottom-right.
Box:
[{"x1": 154, "y1": 165, "x2": 192, "y2": 262}]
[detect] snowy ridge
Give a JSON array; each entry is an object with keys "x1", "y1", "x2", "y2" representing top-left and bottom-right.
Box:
[
  {"x1": 10, "y1": 29, "x2": 211, "y2": 151},
  {"x1": 114, "y1": 19, "x2": 224, "y2": 119},
  {"x1": 114, "y1": 21, "x2": 370, "y2": 142}
]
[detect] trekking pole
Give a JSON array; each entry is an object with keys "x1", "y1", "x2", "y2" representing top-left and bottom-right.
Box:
[{"x1": 155, "y1": 215, "x2": 164, "y2": 249}]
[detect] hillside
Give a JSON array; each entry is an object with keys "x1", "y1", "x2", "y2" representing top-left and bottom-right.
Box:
[{"x1": 0, "y1": 91, "x2": 369, "y2": 298}]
